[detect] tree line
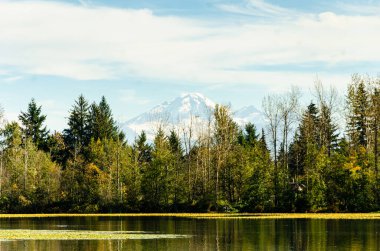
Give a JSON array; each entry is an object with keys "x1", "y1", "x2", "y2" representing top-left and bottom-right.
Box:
[{"x1": 0, "y1": 74, "x2": 379, "y2": 213}]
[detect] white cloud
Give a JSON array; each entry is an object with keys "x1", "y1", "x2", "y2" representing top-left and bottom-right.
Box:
[{"x1": 0, "y1": 1, "x2": 379, "y2": 91}]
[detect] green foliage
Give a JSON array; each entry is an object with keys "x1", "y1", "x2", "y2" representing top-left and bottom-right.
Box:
[
  {"x1": 0, "y1": 123, "x2": 60, "y2": 212},
  {"x1": 47, "y1": 132, "x2": 67, "y2": 165},
  {"x1": 89, "y1": 96, "x2": 120, "y2": 141},
  {"x1": 346, "y1": 75, "x2": 369, "y2": 148},
  {"x1": 0, "y1": 75, "x2": 379, "y2": 213},
  {"x1": 19, "y1": 99, "x2": 49, "y2": 150},
  {"x1": 140, "y1": 128, "x2": 176, "y2": 211},
  {"x1": 64, "y1": 94, "x2": 91, "y2": 158}
]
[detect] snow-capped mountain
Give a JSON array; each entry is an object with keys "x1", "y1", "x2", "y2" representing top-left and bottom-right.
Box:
[
  {"x1": 121, "y1": 93, "x2": 265, "y2": 142},
  {"x1": 233, "y1": 105, "x2": 266, "y2": 132},
  {"x1": 121, "y1": 93, "x2": 215, "y2": 142}
]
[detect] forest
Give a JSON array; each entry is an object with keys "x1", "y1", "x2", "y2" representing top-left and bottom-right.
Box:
[{"x1": 0, "y1": 74, "x2": 378, "y2": 213}]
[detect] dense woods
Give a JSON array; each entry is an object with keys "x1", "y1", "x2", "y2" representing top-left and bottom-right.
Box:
[{"x1": 0, "y1": 74, "x2": 379, "y2": 213}]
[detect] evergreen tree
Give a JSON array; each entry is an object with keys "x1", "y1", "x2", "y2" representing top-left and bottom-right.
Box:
[
  {"x1": 318, "y1": 104, "x2": 339, "y2": 156},
  {"x1": 288, "y1": 103, "x2": 326, "y2": 211},
  {"x1": 168, "y1": 130, "x2": 182, "y2": 155},
  {"x1": 244, "y1": 123, "x2": 259, "y2": 147},
  {"x1": 356, "y1": 81, "x2": 369, "y2": 147},
  {"x1": 168, "y1": 130, "x2": 185, "y2": 209},
  {"x1": 47, "y1": 132, "x2": 67, "y2": 165},
  {"x1": 141, "y1": 128, "x2": 173, "y2": 211},
  {"x1": 89, "y1": 96, "x2": 119, "y2": 141},
  {"x1": 259, "y1": 129, "x2": 268, "y2": 152},
  {"x1": 133, "y1": 131, "x2": 152, "y2": 164},
  {"x1": 19, "y1": 99, "x2": 49, "y2": 150},
  {"x1": 291, "y1": 103, "x2": 319, "y2": 176},
  {"x1": 64, "y1": 95, "x2": 91, "y2": 156},
  {"x1": 241, "y1": 127, "x2": 274, "y2": 212},
  {"x1": 347, "y1": 76, "x2": 369, "y2": 148},
  {"x1": 288, "y1": 132, "x2": 302, "y2": 179},
  {"x1": 369, "y1": 86, "x2": 380, "y2": 180}
]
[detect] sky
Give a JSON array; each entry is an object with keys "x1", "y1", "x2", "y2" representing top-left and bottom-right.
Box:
[{"x1": 0, "y1": 0, "x2": 379, "y2": 131}]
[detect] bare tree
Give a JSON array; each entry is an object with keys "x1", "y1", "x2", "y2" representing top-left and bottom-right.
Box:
[
  {"x1": 179, "y1": 112, "x2": 196, "y2": 203},
  {"x1": 313, "y1": 78, "x2": 340, "y2": 156},
  {"x1": 278, "y1": 86, "x2": 300, "y2": 171},
  {"x1": 313, "y1": 78, "x2": 338, "y2": 112},
  {"x1": 262, "y1": 94, "x2": 281, "y2": 207}
]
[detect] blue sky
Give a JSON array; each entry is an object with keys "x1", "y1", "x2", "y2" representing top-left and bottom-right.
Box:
[{"x1": 0, "y1": 0, "x2": 379, "y2": 131}]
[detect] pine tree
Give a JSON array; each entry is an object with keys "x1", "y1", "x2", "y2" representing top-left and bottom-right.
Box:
[
  {"x1": 64, "y1": 95, "x2": 91, "y2": 156},
  {"x1": 19, "y1": 99, "x2": 49, "y2": 150},
  {"x1": 168, "y1": 130, "x2": 185, "y2": 209},
  {"x1": 318, "y1": 104, "x2": 339, "y2": 156},
  {"x1": 288, "y1": 103, "x2": 323, "y2": 211},
  {"x1": 141, "y1": 128, "x2": 173, "y2": 211},
  {"x1": 288, "y1": 131, "x2": 302, "y2": 179},
  {"x1": 244, "y1": 123, "x2": 259, "y2": 147},
  {"x1": 129, "y1": 131, "x2": 152, "y2": 210},
  {"x1": 369, "y1": 86, "x2": 380, "y2": 179},
  {"x1": 347, "y1": 76, "x2": 369, "y2": 149},
  {"x1": 47, "y1": 132, "x2": 67, "y2": 164},
  {"x1": 259, "y1": 128, "x2": 268, "y2": 152},
  {"x1": 133, "y1": 131, "x2": 152, "y2": 164},
  {"x1": 241, "y1": 127, "x2": 274, "y2": 212},
  {"x1": 89, "y1": 96, "x2": 119, "y2": 141},
  {"x1": 168, "y1": 130, "x2": 182, "y2": 155},
  {"x1": 290, "y1": 103, "x2": 319, "y2": 177},
  {"x1": 356, "y1": 81, "x2": 369, "y2": 147}
]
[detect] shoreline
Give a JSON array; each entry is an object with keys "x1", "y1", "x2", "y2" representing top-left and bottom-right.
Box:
[{"x1": 0, "y1": 213, "x2": 379, "y2": 219}]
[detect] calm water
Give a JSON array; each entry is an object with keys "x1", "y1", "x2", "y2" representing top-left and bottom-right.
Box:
[{"x1": 0, "y1": 216, "x2": 379, "y2": 250}]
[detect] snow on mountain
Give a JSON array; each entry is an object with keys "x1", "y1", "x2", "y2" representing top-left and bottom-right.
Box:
[
  {"x1": 233, "y1": 105, "x2": 266, "y2": 132},
  {"x1": 121, "y1": 93, "x2": 265, "y2": 143},
  {"x1": 121, "y1": 93, "x2": 215, "y2": 142}
]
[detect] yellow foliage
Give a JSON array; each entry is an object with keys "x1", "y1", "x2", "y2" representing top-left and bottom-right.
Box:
[
  {"x1": 60, "y1": 191, "x2": 68, "y2": 199},
  {"x1": 18, "y1": 195, "x2": 31, "y2": 207},
  {"x1": 351, "y1": 166, "x2": 361, "y2": 172},
  {"x1": 85, "y1": 163, "x2": 102, "y2": 176},
  {"x1": 11, "y1": 183, "x2": 18, "y2": 190},
  {"x1": 343, "y1": 157, "x2": 362, "y2": 177}
]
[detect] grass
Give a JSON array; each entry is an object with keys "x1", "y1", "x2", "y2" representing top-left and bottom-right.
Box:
[
  {"x1": 0, "y1": 213, "x2": 379, "y2": 220},
  {"x1": 0, "y1": 229, "x2": 188, "y2": 240}
]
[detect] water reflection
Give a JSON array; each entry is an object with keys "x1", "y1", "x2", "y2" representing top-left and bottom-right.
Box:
[{"x1": 0, "y1": 216, "x2": 378, "y2": 250}]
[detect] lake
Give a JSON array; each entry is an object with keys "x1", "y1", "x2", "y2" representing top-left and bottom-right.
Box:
[{"x1": 0, "y1": 215, "x2": 379, "y2": 250}]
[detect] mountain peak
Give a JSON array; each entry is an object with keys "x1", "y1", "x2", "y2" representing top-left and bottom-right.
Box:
[
  {"x1": 121, "y1": 93, "x2": 264, "y2": 142},
  {"x1": 180, "y1": 92, "x2": 205, "y2": 99},
  {"x1": 178, "y1": 92, "x2": 215, "y2": 109},
  {"x1": 121, "y1": 93, "x2": 216, "y2": 141}
]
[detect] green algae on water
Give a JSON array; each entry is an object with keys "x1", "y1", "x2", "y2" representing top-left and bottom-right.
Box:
[{"x1": 0, "y1": 229, "x2": 189, "y2": 240}]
